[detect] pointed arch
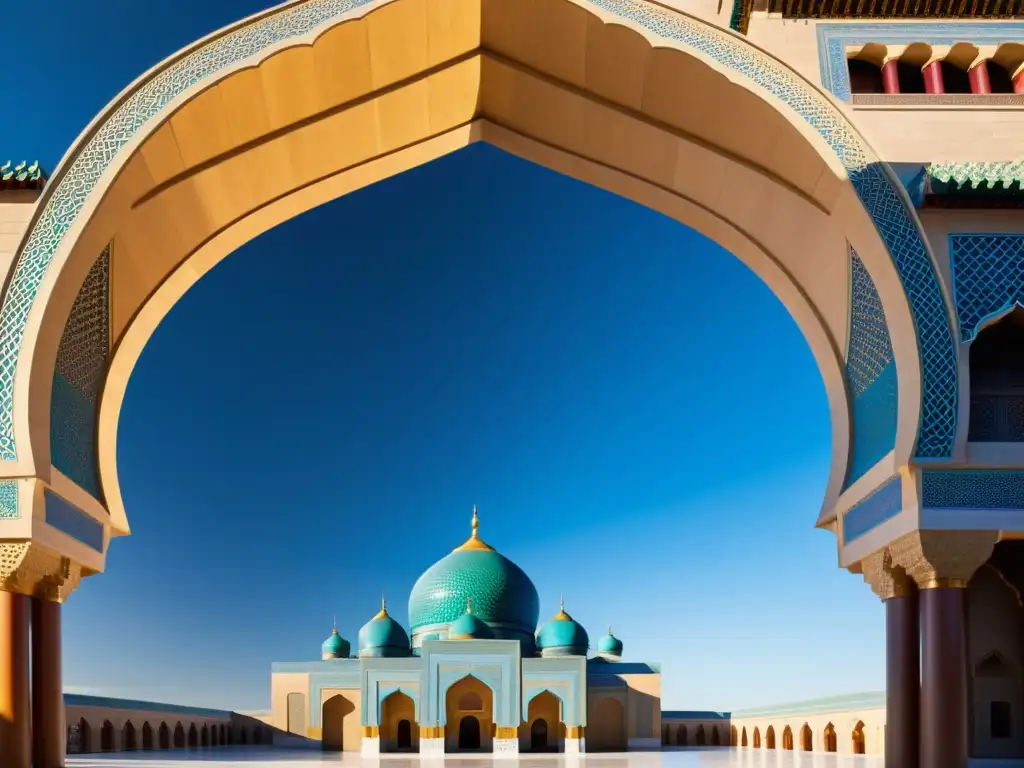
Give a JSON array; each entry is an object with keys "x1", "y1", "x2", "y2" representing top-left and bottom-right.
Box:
[
  {"x1": 677, "y1": 724, "x2": 688, "y2": 746},
  {"x1": 852, "y1": 720, "x2": 866, "y2": 754},
  {"x1": 142, "y1": 722, "x2": 153, "y2": 750},
  {"x1": 753, "y1": 727, "x2": 761, "y2": 748},
  {"x1": 800, "y1": 723, "x2": 812, "y2": 751},
  {"x1": 711, "y1": 726, "x2": 721, "y2": 746},
  {"x1": 100, "y1": 721, "x2": 115, "y2": 752},
  {"x1": 730, "y1": 725, "x2": 738, "y2": 746},
  {"x1": 381, "y1": 690, "x2": 416, "y2": 753},
  {"x1": 159, "y1": 722, "x2": 170, "y2": 749},
  {"x1": 824, "y1": 722, "x2": 837, "y2": 752},
  {"x1": 77, "y1": 719, "x2": 92, "y2": 753},
  {"x1": 201, "y1": 724, "x2": 209, "y2": 747},
  {"x1": 123, "y1": 721, "x2": 137, "y2": 751},
  {"x1": 766, "y1": 725, "x2": 776, "y2": 749},
  {"x1": 741, "y1": 726, "x2": 748, "y2": 747},
  {"x1": 526, "y1": 690, "x2": 560, "y2": 753},
  {"x1": 696, "y1": 724, "x2": 706, "y2": 746},
  {"x1": 188, "y1": 723, "x2": 198, "y2": 749},
  {"x1": 782, "y1": 725, "x2": 793, "y2": 750}
]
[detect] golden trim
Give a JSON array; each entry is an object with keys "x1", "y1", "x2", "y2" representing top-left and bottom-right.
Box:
[
  {"x1": 420, "y1": 726, "x2": 445, "y2": 739},
  {"x1": 361, "y1": 726, "x2": 379, "y2": 737},
  {"x1": 567, "y1": 726, "x2": 584, "y2": 738},
  {"x1": 919, "y1": 578, "x2": 967, "y2": 590},
  {"x1": 453, "y1": 506, "x2": 496, "y2": 552},
  {"x1": 495, "y1": 727, "x2": 517, "y2": 739}
]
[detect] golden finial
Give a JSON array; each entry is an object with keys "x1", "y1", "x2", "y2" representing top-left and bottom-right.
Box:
[
  {"x1": 466, "y1": 595, "x2": 473, "y2": 614},
  {"x1": 454, "y1": 505, "x2": 495, "y2": 552},
  {"x1": 375, "y1": 592, "x2": 388, "y2": 620},
  {"x1": 608, "y1": 626, "x2": 613, "y2": 635},
  {"x1": 554, "y1": 594, "x2": 571, "y2": 621},
  {"x1": 332, "y1": 616, "x2": 338, "y2": 634}
]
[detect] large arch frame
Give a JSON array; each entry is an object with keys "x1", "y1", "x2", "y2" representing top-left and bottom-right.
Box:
[{"x1": 0, "y1": 0, "x2": 959, "y2": 590}]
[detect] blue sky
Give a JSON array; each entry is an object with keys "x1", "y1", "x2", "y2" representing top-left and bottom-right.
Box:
[{"x1": 5, "y1": 0, "x2": 883, "y2": 712}]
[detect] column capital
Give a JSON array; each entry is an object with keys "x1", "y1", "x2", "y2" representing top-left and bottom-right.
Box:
[
  {"x1": 858, "y1": 548, "x2": 912, "y2": 600},
  {"x1": 0, "y1": 542, "x2": 82, "y2": 602},
  {"x1": 888, "y1": 531, "x2": 996, "y2": 589}
]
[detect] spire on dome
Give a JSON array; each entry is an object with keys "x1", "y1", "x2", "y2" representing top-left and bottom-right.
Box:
[
  {"x1": 375, "y1": 592, "x2": 389, "y2": 620},
  {"x1": 553, "y1": 594, "x2": 572, "y2": 621},
  {"x1": 453, "y1": 505, "x2": 495, "y2": 552}
]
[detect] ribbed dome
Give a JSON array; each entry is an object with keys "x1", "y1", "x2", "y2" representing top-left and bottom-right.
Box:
[
  {"x1": 408, "y1": 508, "x2": 539, "y2": 650},
  {"x1": 358, "y1": 599, "x2": 410, "y2": 658},
  {"x1": 536, "y1": 598, "x2": 589, "y2": 657},
  {"x1": 597, "y1": 627, "x2": 623, "y2": 659},
  {"x1": 449, "y1": 597, "x2": 495, "y2": 640},
  {"x1": 321, "y1": 625, "x2": 351, "y2": 660}
]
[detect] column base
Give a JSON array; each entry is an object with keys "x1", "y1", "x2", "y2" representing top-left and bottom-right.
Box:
[
  {"x1": 564, "y1": 737, "x2": 584, "y2": 754},
  {"x1": 360, "y1": 736, "x2": 380, "y2": 757},
  {"x1": 419, "y1": 737, "x2": 445, "y2": 755},
  {"x1": 493, "y1": 738, "x2": 519, "y2": 756}
]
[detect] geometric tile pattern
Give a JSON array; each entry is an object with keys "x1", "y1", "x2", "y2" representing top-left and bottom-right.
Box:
[
  {"x1": 817, "y1": 22, "x2": 1024, "y2": 102},
  {"x1": 842, "y1": 473, "x2": 902, "y2": 543},
  {"x1": 49, "y1": 245, "x2": 109, "y2": 500},
  {"x1": 0, "y1": 0, "x2": 959, "y2": 473},
  {"x1": 844, "y1": 247, "x2": 898, "y2": 488},
  {"x1": 921, "y1": 469, "x2": 1024, "y2": 510},
  {"x1": 0, "y1": 479, "x2": 17, "y2": 519},
  {"x1": 949, "y1": 234, "x2": 1024, "y2": 343}
]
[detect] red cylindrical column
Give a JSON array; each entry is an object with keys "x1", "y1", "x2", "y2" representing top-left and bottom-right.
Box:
[
  {"x1": 969, "y1": 62, "x2": 992, "y2": 94},
  {"x1": 923, "y1": 61, "x2": 946, "y2": 94},
  {"x1": 920, "y1": 583, "x2": 968, "y2": 768},
  {"x1": 0, "y1": 591, "x2": 30, "y2": 768},
  {"x1": 32, "y1": 599, "x2": 64, "y2": 768},
  {"x1": 886, "y1": 586, "x2": 920, "y2": 768},
  {"x1": 882, "y1": 59, "x2": 901, "y2": 94}
]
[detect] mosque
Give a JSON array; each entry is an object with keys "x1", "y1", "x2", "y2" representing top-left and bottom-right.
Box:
[{"x1": 269, "y1": 508, "x2": 662, "y2": 755}]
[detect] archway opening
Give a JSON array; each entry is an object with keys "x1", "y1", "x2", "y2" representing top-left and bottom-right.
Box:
[
  {"x1": 100, "y1": 721, "x2": 114, "y2": 752},
  {"x1": 188, "y1": 724, "x2": 198, "y2": 749},
  {"x1": 159, "y1": 723, "x2": 170, "y2": 749},
  {"x1": 852, "y1": 721, "x2": 866, "y2": 754},
  {"x1": 969, "y1": 308, "x2": 1024, "y2": 442},
  {"x1": 783, "y1": 725, "x2": 793, "y2": 750},
  {"x1": 142, "y1": 722, "x2": 153, "y2": 750},
  {"x1": 531, "y1": 720, "x2": 548, "y2": 750},
  {"x1": 77, "y1": 719, "x2": 92, "y2": 754},
  {"x1": 711, "y1": 726, "x2": 721, "y2": 746},
  {"x1": 847, "y1": 59, "x2": 883, "y2": 94},
  {"x1": 323, "y1": 694, "x2": 356, "y2": 752},
  {"x1": 824, "y1": 722, "x2": 837, "y2": 752},
  {"x1": 696, "y1": 724, "x2": 706, "y2": 746},
  {"x1": 753, "y1": 728, "x2": 762, "y2": 748},
  {"x1": 741, "y1": 727, "x2": 748, "y2": 747},
  {"x1": 445, "y1": 676, "x2": 493, "y2": 753},
  {"x1": 800, "y1": 723, "x2": 813, "y2": 751},
  {"x1": 526, "y1": 691, "x2": 561, "y2": 753},
  {"x1": 123, "y1": 721, "x2": 137, "y2": 751},
  {"x1": 201, "y1": 724, "x2": 209, "y2": 747},
  {"x1": 731, "y1": 725, "x2": 738, "y2": 747},
  {"x1": 381, "y1": 691, "x2": 415, "y2": 753},
  {"x1": 766, "y1": 725, "x2": 776, "y2": 749},
  {"x1": 678, "y1": 724, "x2": 688, "y2": 746}
]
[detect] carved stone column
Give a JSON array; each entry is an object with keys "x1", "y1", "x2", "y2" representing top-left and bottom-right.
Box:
[
  {"x1": 890, "y1": 532, "x2": 997, "y2": 768},
  {"x1": 862, "y1": 550, "x2": 919, "y2": 768}
]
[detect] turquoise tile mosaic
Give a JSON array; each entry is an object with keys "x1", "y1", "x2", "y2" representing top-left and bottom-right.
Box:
[
  {"x1": 922, "y1": 469, "x2": 1024, "y2": 510},
  {"x1": 842, "y1": 474, "x2": 902, "y2": 543},
  {"x1": 0, "y1": 0, "x2": 957, "y2": 470},
  {"x1": 844, "y1": 247, "x2": 898, "y2": 488},
  {"x1": 949, "y1": 234, "x2": 1024, "y2": 343},
  {"x1": 49, "y1": 245, "x2": 108, "y2": 500},
  {"x1": 0, "y1": 479, "x2": 17, "y2": 519}
]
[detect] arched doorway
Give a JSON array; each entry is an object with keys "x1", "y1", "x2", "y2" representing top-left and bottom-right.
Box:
[
  {"x1": 201, "y1": 724, "x2": 209, "y2": 747},
  {"x1": 188, "y1": 724, "x2": 198, "y2": 749},
  {"x1": 445, "y1": 675, "x2": 493, "y2": 753},
  {"x1": 397, "y1": 720, "x2": 413, "y2": 750},
  {"x1": 220, "y1": 724, "x2": 226, "y2": 746},
  {"x1": 322, "y1": 693, "x2": 356, "y2": 752},
  {"x1": 741, "y1": 727, "x2": 747, "y2": 747},
  {"x1": 458, "y1": 717, "x2": 481, "y2": 750},
  {"x1": 526, "y1": 691, "x2": 561, "y2": 752},
  {"x1": 142, "y1": 722, "x2": 153, "y2": 750},
  {"x1": 800, "y1": 723, "x2": 813, "y2": 751},
  {"x1": 852, "y1": 721, "x2": 866, "y2": 754},
  {"x1": 77, "y1": 719, "x2": 92, "y2": 754},
  {"x1": 4, "y1": 0, "x2": 944, "y2": 673},
  {"x1": 766, "y1": 725, "x2": 776, "y2": 749},
  {"x1": 530, "y1": 720, "x2": 548, "y2": 750},
  {"x1": 159, "y1": 723, "x2": 169, "y2": 749},
  {"x1": 782, "y1": 725, "x2": 794, "y2": 750},
  {"x1": 711, "y1": 726, "x2": 721, "y2": 746},
  {"x1": 100, "y1": 721, "x2": 114, "y2": 752},
  {"x1": 753, "y1": 727, "x2": 761, "y2": 748},
  {"x1": 662, "y1": 724, "x2": 669, "y2": 745},
  {"x1": 824, "y1": 722, "x2": 837, "y2": 752},
  {"x1": 123, "y1": 721, "x2": 137, "y2": 750},
  {"x1": 239, "y1": 728, "x2": 248, "y2": 744},
  {"x1": 677, "y1": 724, "x2": 688, "y2": 746},
  {"x1": 381, "y1": 691, "x2": 416, "y2": 752},
  {"x1": 590, "y1": 698, "x2": 626, "y2": 751},
  {"x1": 696, "y1": 724, "x2": 706, "y2": 746},
  {"x1": 730, "y1": 726, "x2": 738, "y2": 747}
]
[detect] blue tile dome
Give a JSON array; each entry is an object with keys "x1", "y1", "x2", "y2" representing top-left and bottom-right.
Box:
[
  {"x1": 408, "y1": 507, "x2": 539, "y2": 651},
  {"x1": 358, "y1": 599, "x2": 410, "y2": 658},
  {"x1": 321, "y1": 624, "x2": 351, "y2": 660},
  {"x1": 536, "y1": 598, "x2": 589, "y2": 657},
  {"x1": 597, "y1": 626, "x2": 623, "y2": 659},
  {"x1": 448, "y1": 597, "x2": 495, "y2": 640}
]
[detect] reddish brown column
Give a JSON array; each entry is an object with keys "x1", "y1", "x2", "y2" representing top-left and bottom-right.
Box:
[
  {"x1": 886, "y1": 585, "x2": 920, "y2": 768},
  {"x1": 0, "y1": 591, "x2": 30, "y2": 768},
  {"x1": 969, "y1": 62, "x2": 992, "y2": 94},
  {"x1": 923, "y1": 61, "x2": 946, "y2": 94},
  {"x1": 32, "y1": 599, "x2": 63, "y2": 768},
  {"x1": 882, "y1": 59, "x2": 901, "y2": 94},
  {"x1": 920, "y1": 583, "x2": 968, "y2": 768}
]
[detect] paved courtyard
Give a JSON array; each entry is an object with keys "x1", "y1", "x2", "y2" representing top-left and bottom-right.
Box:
[{"x1": 65, "y1": 746, "x2": 887, "y2": 767}]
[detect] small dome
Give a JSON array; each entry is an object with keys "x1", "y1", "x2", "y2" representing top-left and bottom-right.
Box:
[
  {"x1": 597, "y1": 627, "x2": 623, "y2": 659},
  {"x1": 536, "y1": 598, "x2": 589, "y2": 657},
  {"x1": 322, "y1": 624, "x2": 351, "y2": 660},
  {"x1": 449, "y1": 597, "x2": 494, "y2": 640},
  {"x1": 358, "y1": 599, "x2": 410, "y2": 658}
]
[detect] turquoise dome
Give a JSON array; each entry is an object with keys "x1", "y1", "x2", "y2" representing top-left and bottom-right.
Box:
[
  {"x1": 449, "y1": 599, "x2": 494, "y2": 639},
  {"x1": 536, "y1": 599, "x2": 589, "y2": 656},
  {"x1": 321, "y1": 625, "x2": 351, "y2": 659},
  {"x1": 597, "y1": 627, "x2": 623, "y2": 658},
  {"x1": 358, "y1": 600, "x2": 410, "y2": 658},
  {"x1": 408, "y1": 508, "x2": 539, "y2": 650}
]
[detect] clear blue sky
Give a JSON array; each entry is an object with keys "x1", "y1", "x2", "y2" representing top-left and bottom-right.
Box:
[{"x1": 4, "y1": 0, "x2": 883, "y2": 712}]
